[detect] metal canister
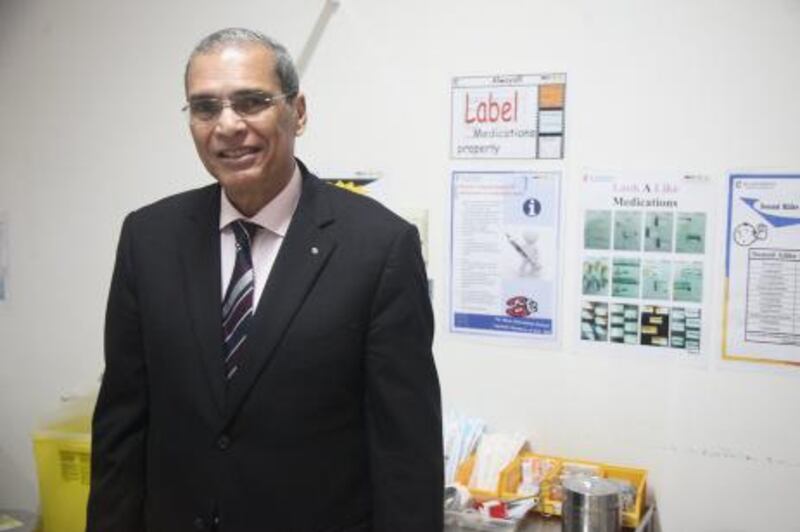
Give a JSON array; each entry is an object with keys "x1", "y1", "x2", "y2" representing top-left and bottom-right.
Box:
[{"x1": 561, "y1": 476, "x2": 621, "y2": 532}]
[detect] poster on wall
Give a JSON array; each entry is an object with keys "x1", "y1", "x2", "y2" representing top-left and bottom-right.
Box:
[
  {"x1": 0, "y1": 211, "x2": 7, "y2": 303},
  {"x1": 450, "y1": 73, "x2": 566, "y2": 160},
  {"x1": 577, "y1": 173, "x2": 713, "y2": 356},
  {"x1": 450, "y1": 171, "x2": 561, "y2": 341},
  {"x1": 321, "y1": 170, "x2": 386, "y2": 204},
  {"x1": 723, "y1": 174, "x2": 800, "y2": 367}
]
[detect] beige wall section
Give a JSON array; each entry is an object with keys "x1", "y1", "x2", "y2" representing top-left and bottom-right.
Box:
[{"x1": 1, "y1": 1, "x2": 799, "y2": 530}]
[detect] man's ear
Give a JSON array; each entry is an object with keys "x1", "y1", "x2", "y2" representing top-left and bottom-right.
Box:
[{"x1": 293, "y1": 92, "x2": 307, "y2": 136}]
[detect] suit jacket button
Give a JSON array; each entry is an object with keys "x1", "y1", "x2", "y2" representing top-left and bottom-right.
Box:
[
  {"x1": 193, "y1": 517, "x2": 206, "y2": 530},
  {"x1": 217, "y1": 434, "x2": 231, "y2": 450}
]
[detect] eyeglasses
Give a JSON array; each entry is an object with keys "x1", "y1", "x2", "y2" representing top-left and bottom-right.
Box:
[{"x1": 182, "y1": 91, "x2": 295, "y2": 123}]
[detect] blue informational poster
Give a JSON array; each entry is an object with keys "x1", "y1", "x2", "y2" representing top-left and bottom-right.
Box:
[
  {"x1": 723, "y1": 174, "x2": 800, "y2": 367},
  {"x1": 449, "y1": 171, "x2": 561, "y2": 341}
]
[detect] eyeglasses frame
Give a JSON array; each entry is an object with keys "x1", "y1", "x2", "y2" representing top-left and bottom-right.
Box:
[{"x1": 182, "y1": 91, "x2": 297, "y2": 123}]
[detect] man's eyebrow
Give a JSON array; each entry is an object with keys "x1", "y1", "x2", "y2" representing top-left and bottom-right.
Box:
[
  {"x1": 187, "y1": 92, "x2": 218, "y2": 101},
  {"x1": 230, "y1": 89, "x2": 272, "y2": 97},
  {"x1": 188, "y1": 89, "x2": 272, "y2": 101}
]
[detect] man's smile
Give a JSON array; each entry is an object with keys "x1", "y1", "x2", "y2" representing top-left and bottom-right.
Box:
[{"x1": 217, "y1": 146, "x2": 261, "y2": 159}]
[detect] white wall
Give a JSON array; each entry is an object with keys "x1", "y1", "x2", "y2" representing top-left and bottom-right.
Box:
[{"x1": 1, "y1": 0, "x2": 799, "y2": 530}]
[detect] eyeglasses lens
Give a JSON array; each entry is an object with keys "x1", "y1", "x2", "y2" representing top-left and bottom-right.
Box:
[
  {"x1": 190, "y1": 100, "x2": 223, "y2": 121},
  {"x1": 232, "y1": 94, "x2": 270, "y2": 116},
  {"x1": 189, "y1": 94, "x2": 272, "y2": 122}
]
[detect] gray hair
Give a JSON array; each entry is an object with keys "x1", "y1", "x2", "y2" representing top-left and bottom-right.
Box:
[{"x1": 184, "y1": 28, "x2": 299, "y2": 96}]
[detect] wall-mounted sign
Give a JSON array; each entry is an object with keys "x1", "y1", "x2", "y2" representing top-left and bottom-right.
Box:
[
  {"x1": 450, "y1": 73, "x2": 566, "y2": 160},
  {"x1": 577, "y1": 173, "x2": 713, "y2": 357},
  {"x1": 723, "y1": 174, "x2": 800, "y2": 367},
  {"x1": 450, "y1": 171, "x2": 562, "y2": 341}
]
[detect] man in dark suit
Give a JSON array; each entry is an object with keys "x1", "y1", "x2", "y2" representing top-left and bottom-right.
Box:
[{"x1": 87, "y1": 28, "x2": 443, "y2": 532}]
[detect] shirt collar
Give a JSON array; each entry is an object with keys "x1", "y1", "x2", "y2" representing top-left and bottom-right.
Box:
[{"x1": 219, "y1": 164, "x2": 302, "y2": 237}]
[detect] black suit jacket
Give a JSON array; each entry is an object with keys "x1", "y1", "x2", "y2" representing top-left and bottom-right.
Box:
[{"x1": 88, "y1": 161, "x2": 443, "y2": 532}]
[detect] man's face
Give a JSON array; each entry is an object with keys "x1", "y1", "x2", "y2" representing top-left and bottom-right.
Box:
[{"x1": 186, "y1": 45, "x2": 306, "y2": 206}]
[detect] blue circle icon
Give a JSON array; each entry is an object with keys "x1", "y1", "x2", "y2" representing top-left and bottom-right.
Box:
[{"x1": 523, "y1": 198, "x2": 541, "y2": 217}]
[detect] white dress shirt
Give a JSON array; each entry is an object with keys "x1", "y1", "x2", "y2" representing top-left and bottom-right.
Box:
[{"x1": 219, "y1": 165, "x2": 302, "y2": 307}]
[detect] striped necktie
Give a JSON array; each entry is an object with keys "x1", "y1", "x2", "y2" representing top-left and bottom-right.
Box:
[{"x1": 222, "y1": 220, "x2": 259, "y2": 380}]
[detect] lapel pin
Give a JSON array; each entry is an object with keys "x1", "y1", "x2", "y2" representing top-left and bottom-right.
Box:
[{"x1": 311, "y1": 246, "x2": 319, "y2": 255}]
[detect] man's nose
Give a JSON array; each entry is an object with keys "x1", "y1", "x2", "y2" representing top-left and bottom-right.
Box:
[{"x1": 214, "y1": 107, "x2": 246, "y2": 136}]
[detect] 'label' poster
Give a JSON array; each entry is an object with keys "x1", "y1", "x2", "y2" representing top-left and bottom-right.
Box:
[{"x1": 451, "y1": 73, "x2": 566, "y2": 160}]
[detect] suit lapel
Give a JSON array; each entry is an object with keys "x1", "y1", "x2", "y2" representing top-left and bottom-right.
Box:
[
  {"x1": 180, "y1": 185, "x2": 227, "y2": 416},
  {"x1": 224, "y1": 168, "x2": 336, "y2": 422}
]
